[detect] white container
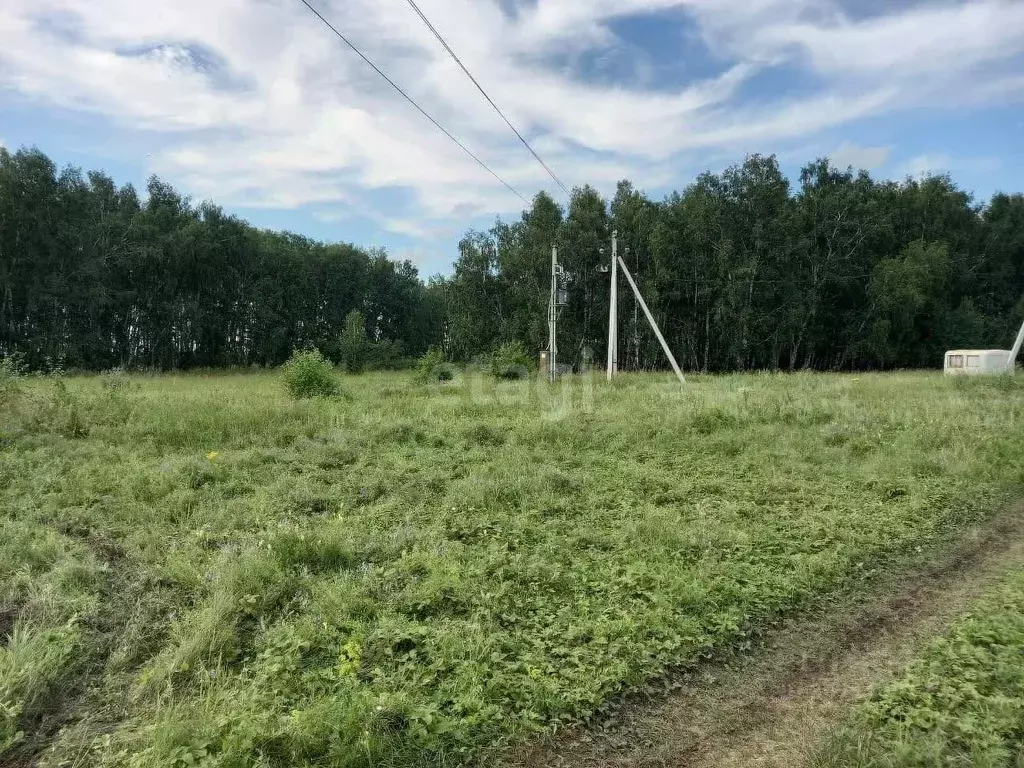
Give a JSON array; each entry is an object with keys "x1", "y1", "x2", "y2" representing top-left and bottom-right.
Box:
[{"x1": 944, "y1": 349, "x2": 1011, "y2": 375}]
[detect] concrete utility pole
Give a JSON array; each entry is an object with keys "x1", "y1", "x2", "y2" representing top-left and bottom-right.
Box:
[
  {"x1": 617, "y1": 255, "x2": 685, "y2": 385},
  {"x1": 1009, "y1": 316, "x2": 1024, "y2": 372},
  {"x1": 602, "y1": 230, "x2": 685, "y2": 385},
  {"x1": 548, "y1": 245, "x2": 558, "y2": 382},
  {"x1": 606, "y1": 230, "x2": 618, "y2": 381}
]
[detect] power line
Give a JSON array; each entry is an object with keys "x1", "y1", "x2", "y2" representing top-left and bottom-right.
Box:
[
  {"x1": 403, "y1": 0, "x2": 571, "y2": 197},
  {"x1": 296, "y1": 0, "x2": 529, "y2": 206}
]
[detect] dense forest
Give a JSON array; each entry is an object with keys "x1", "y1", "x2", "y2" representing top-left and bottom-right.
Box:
[
  {"x1": 1, "y1": 146, "x2": 1022, "y2": 372},
  {"x1": 441, "y1": 156, "x2": 1024, "y2": 372},
  {"x1": 0, "y1": 147, "x2": 440, "y2": 371}
]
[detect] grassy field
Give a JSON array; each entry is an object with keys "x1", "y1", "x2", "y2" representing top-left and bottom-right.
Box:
[
  {"x1": 1, "y1": 368, "x2": 1022, "y2": 767},
  {"x1": 816, "y1": 568, "x2": 1024, "y2": 767}
]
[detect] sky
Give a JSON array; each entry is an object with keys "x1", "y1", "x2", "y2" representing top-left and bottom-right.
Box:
[{"x1": 1, "y1": 0, "x2": 1023, "y2": 277}]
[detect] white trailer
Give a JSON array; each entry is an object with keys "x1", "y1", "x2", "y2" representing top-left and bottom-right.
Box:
[
  {"x1": 944, "y1": 349, "x2": 1012, "y2": 376},
  {"x1": 944, "y1": 315, "x2": 1024, "y2": 375}
]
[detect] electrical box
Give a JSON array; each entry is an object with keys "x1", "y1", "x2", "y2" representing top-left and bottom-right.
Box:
[{"x1": 944, "y1": 349, "x2": 1011, "y2": 375}]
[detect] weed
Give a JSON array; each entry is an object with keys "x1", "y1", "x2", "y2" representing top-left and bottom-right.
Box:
[{"x1": 0, "y1": 354, "x2": 24, "y2": 408}]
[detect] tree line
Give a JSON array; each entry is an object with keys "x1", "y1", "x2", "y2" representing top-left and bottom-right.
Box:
[
  {"x1": 1, "y1": 146, "x2": 1022, "y2": 373},
  {"x1": 437, "y1": 156, "x2": 1024, "y2": 371},
  {"x1": 0, "y1": 147, "x2": 440, "y2": 371}
]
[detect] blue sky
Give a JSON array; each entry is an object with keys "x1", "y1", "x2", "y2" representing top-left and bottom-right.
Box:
[{"x1": 2, "y1": 0, "x2": 1023, "y2": 277}]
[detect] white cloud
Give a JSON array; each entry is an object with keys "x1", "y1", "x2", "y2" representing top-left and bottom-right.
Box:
[
  {"x1": 0, "y1": 0, "x2": 1021, "y2": 235},
  {"x1": 903, "y1": 153, "x2": 1002, "y2": 179},
  {"x1": 829, "y1": 142, "x2": 891, "y2": 170},
  {"x1": 390, "y1": 245, "x2": 447, "y2": 271},
  {"x1": 906, "y1": 154, "x2": 952, "y2": 177},
  {"x1": 756, "y1": 1, "x2": 1024, "y2": 78}
]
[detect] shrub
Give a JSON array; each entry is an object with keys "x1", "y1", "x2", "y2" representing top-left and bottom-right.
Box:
[
  {"x1": 414, "y1": 347, "x2": 455, "y2": 384},
  {"x1": 281, "y1": 349, "x2": 339, "y2": 399},
  {"x1": 0, "y1": 353, "x2": 25, "y2": 378},
  {"x1": 366, "y1": 339, "x2": 413, "y2": 371},
  {"x1": 339, "y1": 311, "x2": 369, "y2": 374},
  {"x1": 489, "y1": 341, "x2": 533, "y2": 381}
]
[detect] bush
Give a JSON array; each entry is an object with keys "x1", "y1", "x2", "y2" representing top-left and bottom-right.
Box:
[
  {"x1": 414, "y1": 347, "x2": 455, "y2": 384},
  {"x1": 489, "y1": 341, "x2": 534, "y2": 381},
  {"x1": 339, "y1": 311, "x2": 369, "y2": 374},
  {"x1": 281, "y1": 349, "x2": 339, "y2": 399},
  {"x1": 366, "y1": 339, "x2": 414, "y2": 371},
  {"x1": 0, "y1": 353, "x2": 25, "y2": 378},
  {"x1": 28, "y1": 380, "x2": 89, "y2": 438}
]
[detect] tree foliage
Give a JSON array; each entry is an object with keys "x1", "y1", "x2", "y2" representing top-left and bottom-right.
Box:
[
  {"x1": 2, "y1": 147, "x2": 1022, "y2": 373},
  {"x1": 438, "y1": 157, "x2": 1024, "y2": 371},
  {"x1": 339, "y1": 310, "x2": 369, "y2": 374},
  {"x1": 0, "y1": 147, "x2": 439, "y2": 371},
  {"x1": 489, "y1": 340, "x2": 533, "y2": 380}
]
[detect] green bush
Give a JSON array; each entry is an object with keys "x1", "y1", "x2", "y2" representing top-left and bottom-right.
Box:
[
  {"x1": 99, "y1": 367, "x2": 131, "y2": 390},
  {"x1": 281, "y1": 349, "x2": 339, "y2": 399},
  {"x1": 339, "y1": 311, "x2": 369, "y2": 374},
  {"x1": 414, "y1": 347, "x2": 455, "y2": 384},
  {"x1": 30, "y1": 380, "x2": 89, "y2": 438},
  {"x1": 489, "y1": 341, "x2": 534, "y2": 381},
  {"x1": 366, "y1": 339, "x2": 414, "y2": 371},
  {"x1": 0, "y1": 353, "x2": 25, "y2": 378}
]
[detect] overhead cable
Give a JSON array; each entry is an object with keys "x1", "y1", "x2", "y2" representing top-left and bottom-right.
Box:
[
  {"x1": 297, "y1": 0, "x2": 530, "y2": 205},
  {"x1": 404, "y1": 0, "x2": 571, "y2": 196}
]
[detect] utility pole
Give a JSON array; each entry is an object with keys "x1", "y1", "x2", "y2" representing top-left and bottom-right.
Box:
[
  {"x1": 547, "y1": 245, "x2": 568, "y2": 382},
  {"x1": 606, "y1": 230, "x2": 618, "y2": 381},
  {"x1": 601, "y1": 230, "x2": 684, "y2": 385},
  {"x1": 548, "y1": 245, "x2": 558, "y2": 382},
  {"x1": 1009, "y1": 316, "x2": 1024, "y2": 372},
  {"x1": 632, "y1": 252, "x2": 640, "y2": 370}
]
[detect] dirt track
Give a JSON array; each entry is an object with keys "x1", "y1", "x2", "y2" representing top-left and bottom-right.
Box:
[{"x1": 500, "y1": 502, "x2": 1024, "y2": 768}]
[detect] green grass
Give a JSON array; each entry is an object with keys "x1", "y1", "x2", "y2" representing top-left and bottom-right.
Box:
[
  {"x1": 0, "y1": 369, "x2": 1022, "y2": 767},
  {"x1": 816, "y1": 569, "x2": 1024, "y2": 768}
]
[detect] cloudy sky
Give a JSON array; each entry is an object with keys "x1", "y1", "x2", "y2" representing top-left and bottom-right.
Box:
[{"x1": 1, "y1": 0, "x2": 1023, "y2": 275}]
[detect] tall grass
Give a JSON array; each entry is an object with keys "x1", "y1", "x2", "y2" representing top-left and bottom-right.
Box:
[{"x1": 0, "y1": 370, "x2": 1021, "y2": 766}]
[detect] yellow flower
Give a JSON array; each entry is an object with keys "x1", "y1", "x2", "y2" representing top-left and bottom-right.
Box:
[{"x1": 206, "y1": 451, "x2": 219, "y2": 462}]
